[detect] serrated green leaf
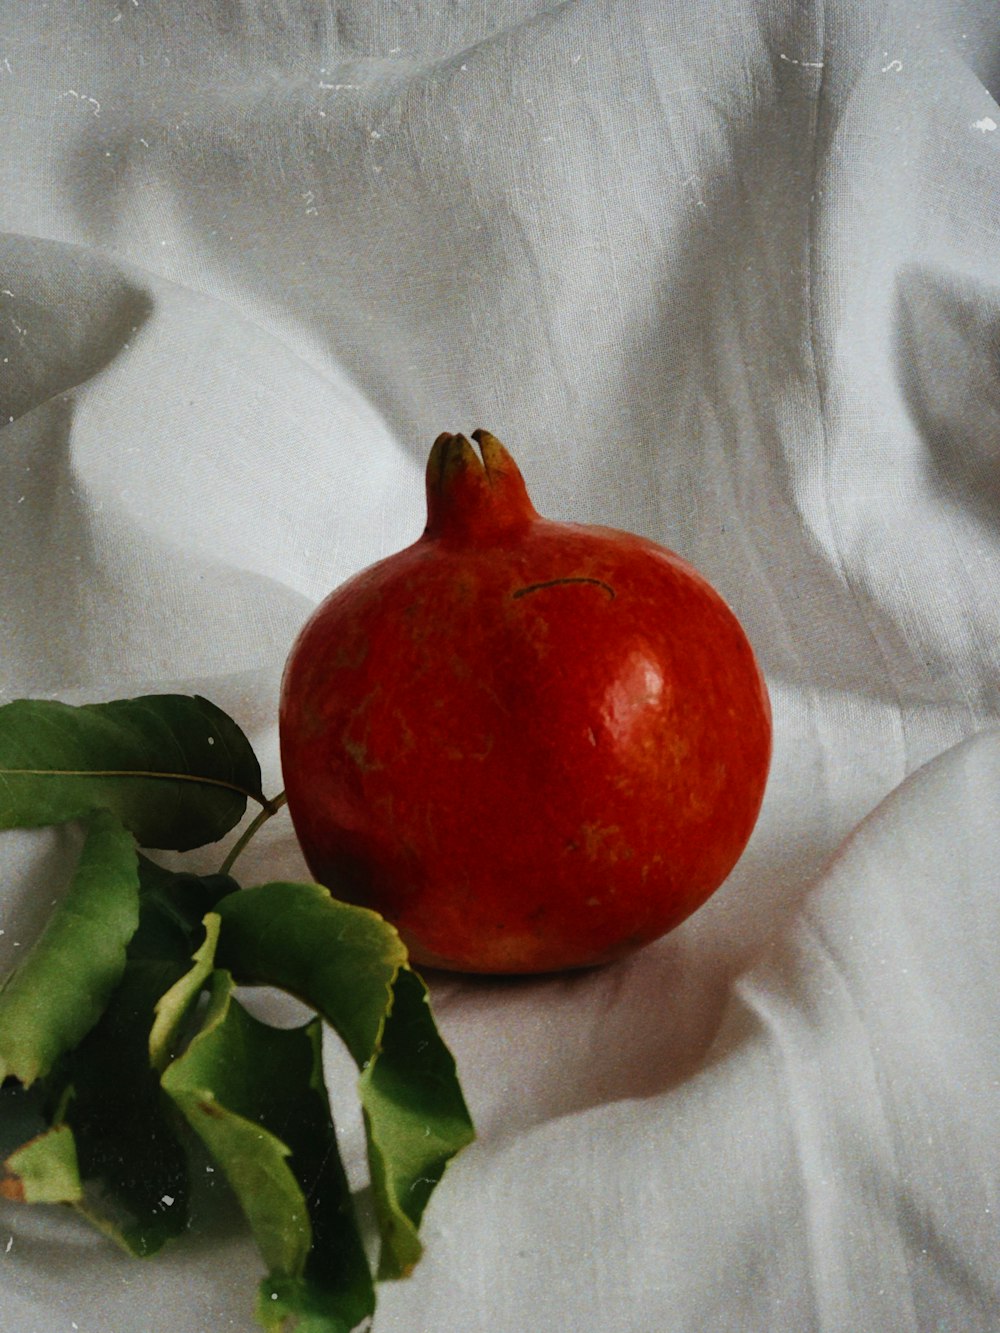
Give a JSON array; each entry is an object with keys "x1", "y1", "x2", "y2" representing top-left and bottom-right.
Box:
[
  {"x1": 0, "y1": 695, "x2": 266, "y2": 850},
  {"x1": 214, "y1": 881, "x2": 406, "y2": 1064},
  {"x1": 162, "y1": 969, "x2": 374, "y2": 1332},
  {"x1": 213, "y1": 881, "x2": 475, "y2": 1279},
  {"x1": 0, "y1": 809, "x2": 139, "y2": 1087},
  {"x1": 0, "y1": 1123, "x2": 82, "y2": 1204},
  {"x1": 360, "y1": 965, "x2": 475, "y2": 1279}
]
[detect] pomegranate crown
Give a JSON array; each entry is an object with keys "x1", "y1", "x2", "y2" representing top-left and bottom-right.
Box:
[{"x1": 424, "y1": 429, "x2": 539, "y2": 540}]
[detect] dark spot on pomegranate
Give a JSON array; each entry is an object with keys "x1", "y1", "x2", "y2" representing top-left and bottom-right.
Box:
[{"x1": 511, "y1": 577, "x2": 616, "y2": 600}]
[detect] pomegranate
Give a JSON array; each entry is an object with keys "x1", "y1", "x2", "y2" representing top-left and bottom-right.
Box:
[{"x1": 279, "y1": 430, "x2": 771, "y2": 974}]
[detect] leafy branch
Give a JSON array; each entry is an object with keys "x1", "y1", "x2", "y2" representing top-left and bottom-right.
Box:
[{"x1": 0, "y1": 693, "x2": 474, "y2": 1332}]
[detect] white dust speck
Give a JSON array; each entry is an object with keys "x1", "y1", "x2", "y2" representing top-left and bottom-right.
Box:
[
  {"x1": 205, "y1": 1165, "x2": 214, "y2": 1172},
  {"x1": 881, "y1": 57, "x2": 903, "y2": 73},
  {"x1": 973, "y1": 116, "x2": 997, "y2": 133},
  {"x1": 59, "y1": 89, "x2": 101, "y2": 116},
  {"x1": 2, "y1": 57, "x2": 12, "y2": 74},
  {"x1": 207, "y1": 736, "x2": 215, "y2": 745},
  {"x1": 161, "y1": 1194, "x2": 174, "y2": 1207},
  {"x1": 5, "y1": 1236, "x2": 12, "y2": 1253},
  {"x1": 779, "y1": 52, "x2": 824, "y2": 69}
]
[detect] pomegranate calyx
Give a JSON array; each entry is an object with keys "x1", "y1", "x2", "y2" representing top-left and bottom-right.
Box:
[{"x1": 424, "y1": 429, "x2": 538, "y2": 542}]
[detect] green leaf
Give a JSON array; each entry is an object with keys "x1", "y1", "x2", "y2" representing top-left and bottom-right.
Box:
[
  {"x1": 38, "y1": 859, "x2": 226, "y2": 1256},
  {"x1": 0, "y1": 1081, "x2": 48, "y2": 1160},
  {"x1": 0, "y1": 809, "x2": 139, "y2": 1087},
  {"x1": 257, "y1": 1019, "x2": 373, "y2": 1333},
  {"x1": 162, "y1": 971, "x2": 309, "y2": 1276},
  {"x1": 162, "y1": 969, "x2": 374, "y2": 1332},
  {"x1": 148, "y1": 913, "x2": 221, "y2": 1071},
  {"x1": 213, "y1": 881, "x2": 475, "y2": 1279},
  {"x1": 131, "y1": 856, "x2": 237, "y2": 961},
  {"x1": 255, "y1": 1277, "x2": 371, "y2": 1333},
  {"x1": 52, "y1": 962, "x2": 192, "y2": 1256},
  {"x1": 0, "y1": 1122, "x2": 82, "y2": 1204},
  {"x1": 0, "y1": 695, "x2": 266, "y2": 849}
]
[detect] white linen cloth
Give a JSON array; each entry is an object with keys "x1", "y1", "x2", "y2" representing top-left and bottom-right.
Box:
[{"x1": 2, "y1": 1, "x2": 999, "y2": 1329}]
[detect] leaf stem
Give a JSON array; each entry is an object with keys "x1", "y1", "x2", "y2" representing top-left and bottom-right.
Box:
[{"x1": 218, "y1": 792, "x2": 287, "y2": 878}]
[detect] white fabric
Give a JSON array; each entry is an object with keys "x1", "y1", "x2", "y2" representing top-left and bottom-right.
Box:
[{"x1": 2, "y1": 2, "x2": 999, "y2": 1329}]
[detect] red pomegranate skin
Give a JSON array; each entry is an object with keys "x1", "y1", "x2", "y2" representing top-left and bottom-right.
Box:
[{"x1": 279, "y1": 431, "x2": 771, "y2": 974}]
